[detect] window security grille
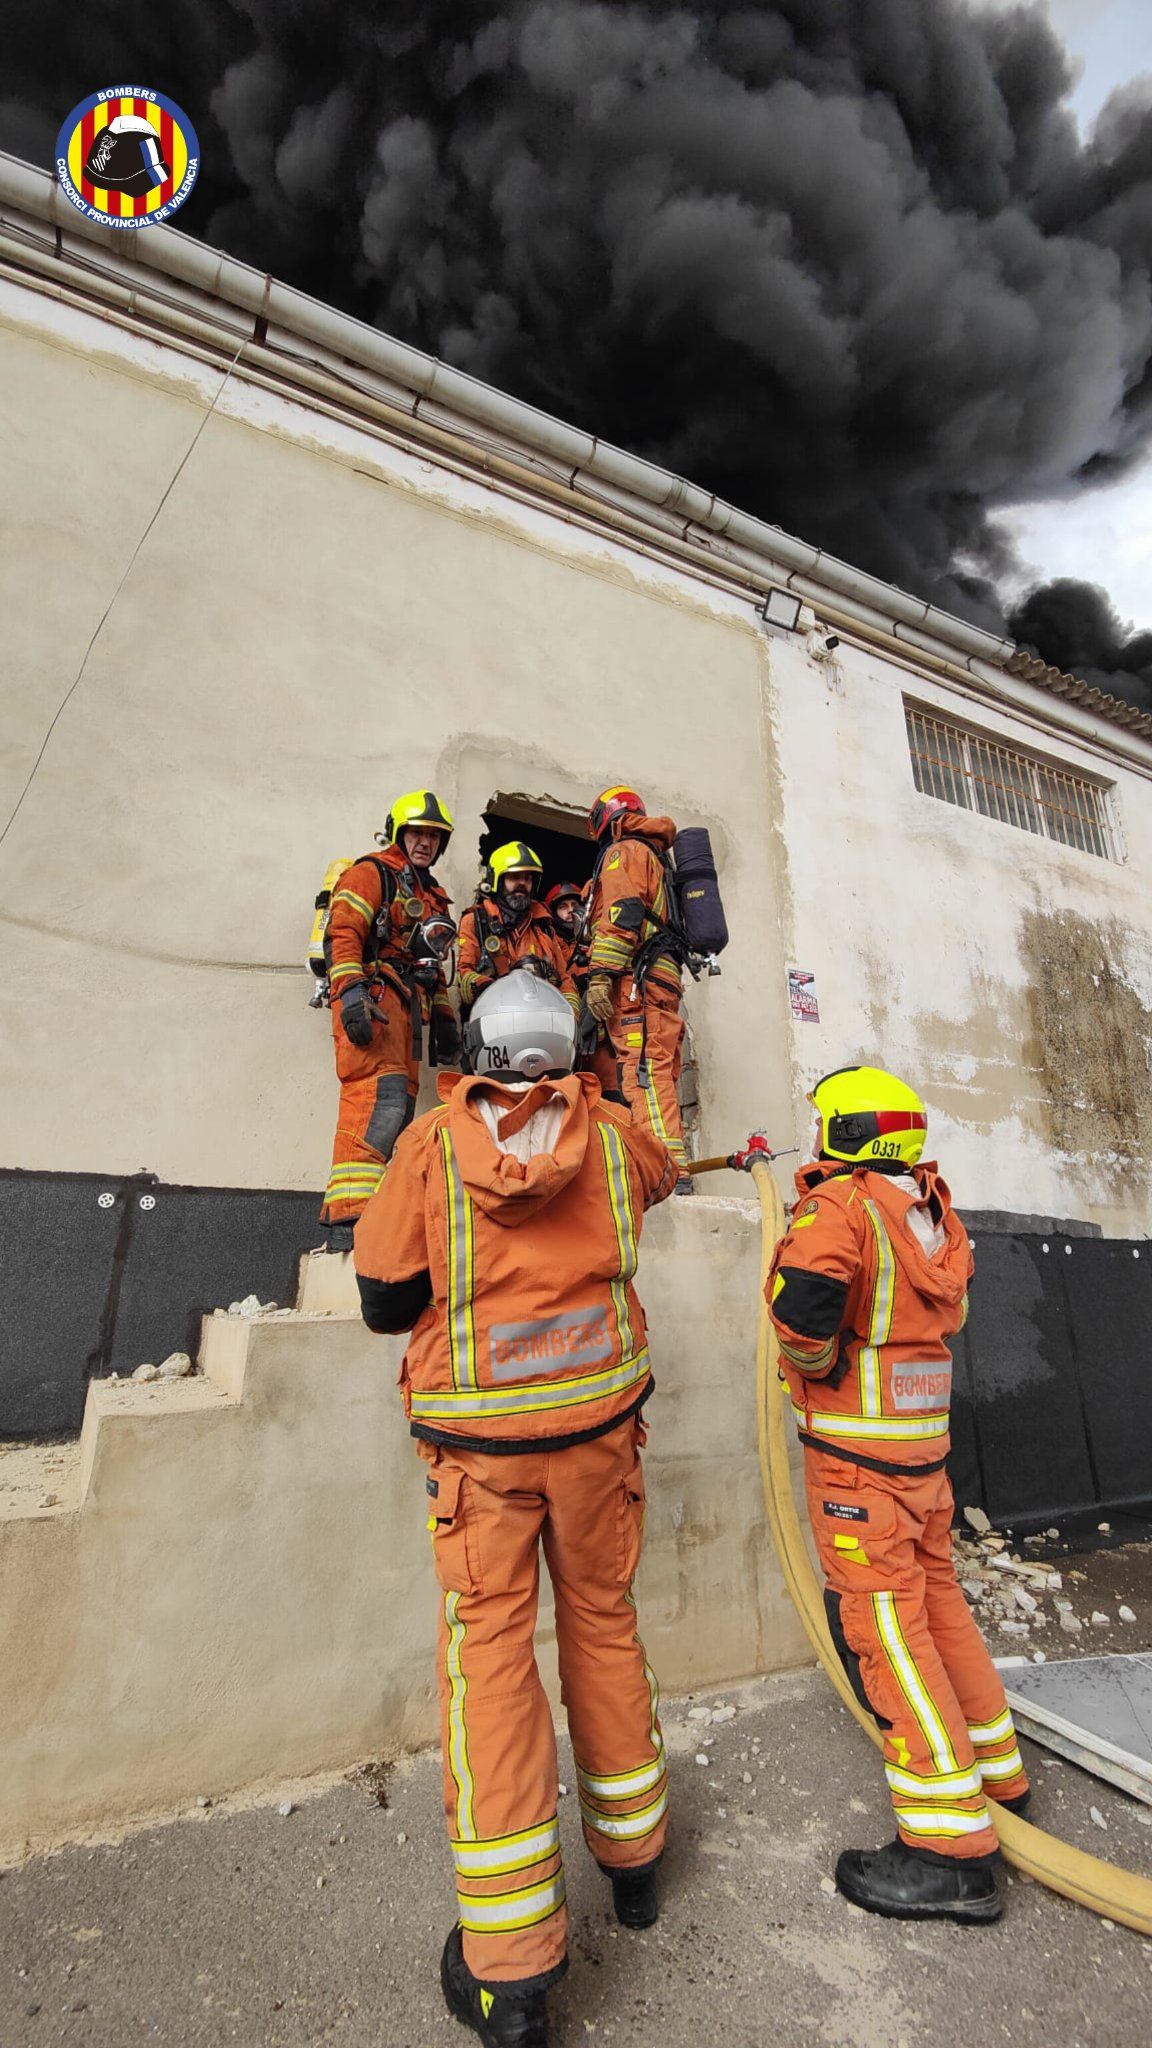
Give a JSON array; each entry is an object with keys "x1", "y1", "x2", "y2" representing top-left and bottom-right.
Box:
[{"x1": 904, "y1": 704, "x2": 1120, "y2": 861}]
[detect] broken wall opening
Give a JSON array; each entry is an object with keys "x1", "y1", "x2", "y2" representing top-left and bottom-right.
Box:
[{"x1": 475, "y1": 791, "x2": 699, "y2": 1147}]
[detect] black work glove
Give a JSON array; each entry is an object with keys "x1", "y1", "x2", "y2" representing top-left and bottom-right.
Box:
[
  {"x1": 523, "y1": 956, "x2": 560, "y2": 985},
  {"x1": 431, "y1": 1007, "x2": 462, "y2": 1065},
  {"x1": 340, "y1": 983, "x2": 375, "y2": 1049}
]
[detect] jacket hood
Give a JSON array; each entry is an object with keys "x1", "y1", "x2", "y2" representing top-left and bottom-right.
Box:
[
  {"x1": 795, "y1": 1158, "x2": 969, "y2": 1308},
  {"x1": 437, "y1": 1070, "x2": 602, "y2": 1226},
  {"x1": 618, "y1": 814, "x2": 677, "y2": 850}
]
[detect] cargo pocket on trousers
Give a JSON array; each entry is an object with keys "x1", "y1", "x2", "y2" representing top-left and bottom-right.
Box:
[
  {"x1": 616, "y1": 1464, "x2": 647, "y2": 1585},
  {"x1": 810, "y1": 1475, "x2": 900, "y2": 1596},
  {"x1": 424, "y1": 1465, "x2": 479, "y2": 1595}
]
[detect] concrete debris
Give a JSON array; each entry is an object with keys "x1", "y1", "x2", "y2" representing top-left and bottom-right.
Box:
[
  {"x1": 1090, "y1": 1806, "x2": 1108, "y2": 1830},
  {"x1": 1098, "y1": 1523, "x2": 1112, "y2": 1534},
  {"x1": 711, "y1": 1706, "x2": 737, "y2": 1724},
  {"x1": 316, "y1": 1876, "x2": 325, "y2": 1888},
  {"x1": 1091, "y1": 1612, "x2": 1111, "y2": 1627},
  {"x1": 694, "y1": 1753, "x2": 710, "y2": 1767},
  {"x1": 1033, "y1": 1651, "x2": 1047, "y2": 1662},
  {"x1": 963, "y1": 1506, "x2": 992, "y2": 1535},
  {"x1": 1119, "y1": 1606, "x2": 1136, "y2": 1623},
  {"x1": 196, "y1": 1796, "x2": 211, "y2": 1809},
  {"x1": 1000, "y1": 1619, "x2": 1030, "y2": 1636},
  {"x1": 961, "y1": 1579, "x2": 985, "y2": 1599},
  {"x1": 40, "y1": 1494, "x2": 59, "y2": 1507},
  {"x1": 1059, "y1": 1612, "x2": 1084, "y2": 1634},
  {"x1": 159, "y1": 1352, "x2": 193, "y2": 1378},
  {"x1": 1047, "y1": 1528, "x2": 1060, "y2": 1540},
  {"x1": 819, "y1": 1877, "x2": 837, "y2": 1895},
  {"x1": 1013, "y1": 1586, "x2": 1039, "y2": 1615},
  {"x1": 742, "y1": 1772, "x2": 753, "y2": 1784},
  {"x1": 688, "y1": 1707, "x2": 712, "y2": 1722},
  {"x1": 558, "y1": 1784, "x2": 569, "y2": 1798},
  {"x1": 131, "y1": 1363, "x2": 159, "y2": 1382},
  {"x1": 278, "y1": 1801, "x2": 294, "y2": 1817},
  {"x1": 396, "y1": 1833, "x2": 407, "y2": 1846}
]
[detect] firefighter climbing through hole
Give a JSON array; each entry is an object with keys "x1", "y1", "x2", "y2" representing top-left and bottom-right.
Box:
[
  {"x1": 354, "y1": 969, "x2": 679, "y2": 2047},
  {"x1": 458, "y1": 842, "x2": 578, "y2": 1016},
  {"x1": 318, "y1": 791, "x2": 461, "y2": 1251},
  {"x1": 766, "y1": 1065, "x2": 1030, "y2": 1923}
]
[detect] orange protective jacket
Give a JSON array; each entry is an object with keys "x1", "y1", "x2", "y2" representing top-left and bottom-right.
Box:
[
  {"x1": 457, "y1": 897, "x2": 578, "y2": 1010},
  {"x1": 767, "y1": 1160, "x2": 973, "y2": 1468},
  {"x1": 326, "y1": 843, "x2": 455, "y2": 1030},
  {"x1": 354, "y1": 1070, "x2": 678, "y2": 1449},
  {"x1": 585, "y1": 816, "x2": 681, "y2": 999}
]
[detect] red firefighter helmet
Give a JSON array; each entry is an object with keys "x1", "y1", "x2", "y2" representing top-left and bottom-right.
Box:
[
  {"x1": 545, "y1": 881, "x2": 585, "y2": 910},
  {"x1": 588, "y1": 786, "x2": 645, "y2": 841}
]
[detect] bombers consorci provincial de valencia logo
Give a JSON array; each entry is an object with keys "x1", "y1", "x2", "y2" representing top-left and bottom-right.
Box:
[{"x1": 55, "y1": 88, "x2": 199, "y2": 229}]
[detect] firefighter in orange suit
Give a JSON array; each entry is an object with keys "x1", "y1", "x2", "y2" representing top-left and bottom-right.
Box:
[
  {"x1": 767, "y1": 1065, "x2": 1030, "y2": 1923},
  {"x1": 544, "y1": 882, "x2": 589, "y2": 995},
  {"x1": 355, "y1": 970, "x2": 677, "y2": 2047},
  {"x1": 319, "y1": 790, "x2": 460, "y2": 1252},
  {"x1": 457, "y1": 842, "x2": 578, "y2": 1015},
  {"x1": 582, "y1": 787, "x2": 689, "y2": 1185}
]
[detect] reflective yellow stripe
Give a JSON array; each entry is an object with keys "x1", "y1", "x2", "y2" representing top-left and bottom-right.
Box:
[
  {"x1": 577, "y1": 1750, "x2": 666, "y2": 1801},
  {"x1": 793, "y1": 1404, "x2": 949, "y2": 1441},
  {"x1": 329, "y1": 960, "x2": 366, "y2": 982},
  {"x1": 858, "y1": 1201, "x2": 895, "y2": 1418},
  {"x1": 580, "y1": 1785, "x2": 668, "y2": 1842},
  {"x1": 639, "y1": 1058, "x2": 685, "y2": 1166},
  {"x1": 452, "y1": 1818, "x2": 559, "y2": 1877},
  {"x1": 444, "y1": 1592, "x2": 475, "y2": 1840},
  {"x1": 978, "y1": 1749, "x2": 1026, "y2": 1783},
  {"x1": 410, "y1": 1350, "x2": 651, "y2": 1422},
  {"x1": 873, "y1": 1592, "x2": 959, "y2": 1776},
  {"x1": 886, "y1": 1762, "x2": 985, "y2": 1800},
  {"x1": 441, "y1": 1129, "x2": 477, "y2": 1392},
  {"x1": 458, "y1": 1872, "x2": 566, "y2": 1933},
  {"x1": 332, "y1": 888, "x2": 374, "y2": 920},
  {"x1": 598, "y1": 1122, "x2": 637, "y2": 1358},
  {"x1": 779, "y1": 1335, "x2": 835, "y2": 1371},
  {"x1": 968, "y1": 1708, "x2": 1015, "y2": 1746},
  {"x1": 896, "y1": 1806, "x2": 991, "y2": 1839}
]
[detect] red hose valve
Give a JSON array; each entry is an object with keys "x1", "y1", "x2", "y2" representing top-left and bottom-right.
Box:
[{"x1": 729, "y1": 1131, "x2": 776, "y2": 1172}]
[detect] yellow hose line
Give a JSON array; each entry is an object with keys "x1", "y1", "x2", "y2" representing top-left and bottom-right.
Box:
[{"x1": 741, "y1": 1158, "x2": 1152, "y2": 1938}]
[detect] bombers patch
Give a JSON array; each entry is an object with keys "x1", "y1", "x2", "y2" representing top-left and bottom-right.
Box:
[
  {"x1": 55, "y1": 88, "x2": 200, "y2": 229},
  {"x1": 822, "y1": 1500, "x2": 869, "y2": 1522}
]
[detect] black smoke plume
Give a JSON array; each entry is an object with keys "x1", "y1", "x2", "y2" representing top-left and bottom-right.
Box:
[{"x1": 4, "y1": 2, "x2": 1151, "y2": 700}]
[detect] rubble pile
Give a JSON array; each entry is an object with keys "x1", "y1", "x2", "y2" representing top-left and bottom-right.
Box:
[{"x1": 954, "y1": 1506, "x2": 1135, "y2": 1656}]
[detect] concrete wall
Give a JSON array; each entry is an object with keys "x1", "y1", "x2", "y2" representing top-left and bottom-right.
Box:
[
  {"x1": 0, "y1": 1194, "x2": 807, "y2": 1858},
  {"x1": 5, "y1": 273, "x2": 1151, "y2": 1235}
]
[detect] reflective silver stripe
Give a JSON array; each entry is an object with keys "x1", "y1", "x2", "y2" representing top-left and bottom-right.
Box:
[
  {"x1": 445, "y1": 1591, "x2": 476, "y2": 1840},
  {"x1": 457, "y1": 1871, "x2": 566, "y2": 1932},
  {"x1": 979, "y1": 1748, "x2": 1026, "y2": 1783},
  {"x1": 452, "y1": 1818, "x2": 559, "y2": 1877},
  {"x1": 896, "y1": 1806, "x2": 991, "y2": 1838},
  {"x1": 793, "y1": 1404, "x2": 949, "y2": 1441},
  {"x1": 968, "y1": 1708, "x2": 1015, "y2": 1746},
  {"x1": 580, "y1": 1785, "x2": 668, "y2": 1842},
  {"x1": 886, "y1": 1763, "x2": 985, "y2": 1800},
  {"x1": 598, "y1": 1121, "x2": 637, "y2": 1357},
  {"x1": 441, "y1": 1129, "x2": 477, "y2": 1391},
  {"x1": 577, "y1": 1751, "x2": 666, "y2": 1801},
  {"x1": 410, "y1": 1349, "x2": 650, "y2": 1421},
  {"x1": 859, "y1": 1201, "x2": 895, "y2": 1417}
]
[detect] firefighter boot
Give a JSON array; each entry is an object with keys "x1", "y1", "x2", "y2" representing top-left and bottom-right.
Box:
[
  {"x1": 598, "y1": 1856, "x2": 660, "y2": 1928},
  {"x1": 441, "y1": 1926, "x2": 553, "y2": 2046},
  {"x1": 835, "y1": 1839, "x2": 1002, "y2": 1924}
]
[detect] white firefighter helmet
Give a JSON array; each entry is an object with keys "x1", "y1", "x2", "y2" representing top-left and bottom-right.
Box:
[{"x1": 463, "y1": 968, "x2": 576, "y2": 1081}]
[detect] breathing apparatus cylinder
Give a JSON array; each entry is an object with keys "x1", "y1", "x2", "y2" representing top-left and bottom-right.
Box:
[{"x1": 671, "y1": 828, "x2": 729, "y2": 958}]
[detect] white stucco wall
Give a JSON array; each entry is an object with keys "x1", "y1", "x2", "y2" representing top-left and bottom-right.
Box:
[{"x1": 2, "y1": 270, "x2": 1151, "y2": 1232}]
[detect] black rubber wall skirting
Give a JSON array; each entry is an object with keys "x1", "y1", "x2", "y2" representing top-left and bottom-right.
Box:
[
  {"x1": 0, "y1": 1167, "x2": 321, "y2": 1437},
  {"x1": 1, "y1": 1170, "x2": 1149, "y2": 1528}
]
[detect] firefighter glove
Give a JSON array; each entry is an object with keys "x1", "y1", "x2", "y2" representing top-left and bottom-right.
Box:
[
  {"x1": 340, "y1": 984, "x2": 376, "y2": 1049},
  {"x1": 523, "y1": 956, "x2": 560, "y2": 986},
  {"x1": 431, "y1": 1006, "x2": 462, "y2": 1065},
  {"x1": 585, "y1": 974, "x2": 615, "y2": 1026}
]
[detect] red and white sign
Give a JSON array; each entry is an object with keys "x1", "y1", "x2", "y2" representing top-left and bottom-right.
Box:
[{"x1": 788, "y1": 967, "x2": 820, "y2": 1023}]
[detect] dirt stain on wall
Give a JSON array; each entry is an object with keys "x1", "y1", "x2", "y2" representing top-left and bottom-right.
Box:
[{"x1": 1019, "y1": 907, "x2": 1152, "y2": 1175}]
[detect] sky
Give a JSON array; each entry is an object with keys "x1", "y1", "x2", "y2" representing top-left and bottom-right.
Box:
[{"x1": 997, "y1": 0, "x2": 1152, "y2": 628}]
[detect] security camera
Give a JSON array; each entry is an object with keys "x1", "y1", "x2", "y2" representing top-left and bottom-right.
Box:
[{"x1": 824, "y1": 635, "x2": 840, "y2": 651}]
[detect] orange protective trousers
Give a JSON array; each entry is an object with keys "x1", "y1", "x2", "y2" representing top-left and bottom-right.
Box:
[
  {"x1": 421, "y1": 1420, "x2": 667, "y2": 1986},
  {"x1": 320, "y1": 979, "x2": 417, "y2": 1225},
  {"x1": 592, "y1": 986, "x2": 686, "y2": 1173},
  {"x1": 806, "y1": 1450, "x2": 1029, "y2": 1858}
]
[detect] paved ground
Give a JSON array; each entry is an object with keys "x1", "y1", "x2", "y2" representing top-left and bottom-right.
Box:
[{"x1": 2, "y1": 1667, "x2": 1151, "y2": 2048}]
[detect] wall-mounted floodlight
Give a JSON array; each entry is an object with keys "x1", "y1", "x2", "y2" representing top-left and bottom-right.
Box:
[{"x1": 760, "y1": 588, "x2": 803, "y2": 631}]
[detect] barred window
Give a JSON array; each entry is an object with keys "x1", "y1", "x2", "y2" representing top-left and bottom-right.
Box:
[{"x1": 905, "y1": 704, "x2": 1120, "y2": 861}]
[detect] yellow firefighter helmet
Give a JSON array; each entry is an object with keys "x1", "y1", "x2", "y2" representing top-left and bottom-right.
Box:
[{"x1": 810, "y1": 1065, "x2": 928, "y2": 1167}]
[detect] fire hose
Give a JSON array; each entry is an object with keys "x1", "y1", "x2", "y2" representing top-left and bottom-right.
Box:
[{"x1": 687, "y1": 1140, "x2": 1152, "y2": 1938}]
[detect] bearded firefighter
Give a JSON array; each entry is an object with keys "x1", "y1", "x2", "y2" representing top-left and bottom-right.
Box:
[
  {"x1": 767, "y1": 1066, "x2": 1030, "y2": 1922},
  {"x1": 457, "y1": 842, "x2": 578, "y2": 1015},
  {"x1": 319, "y1": 791, "x2": 460, "y2": 1252},
  {"x1": 582, "y1": 787, "x2": 689, "y2": 1185},
  {"x1": 355, "y1": 970, "x2": 678, "y2": 2047}
]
